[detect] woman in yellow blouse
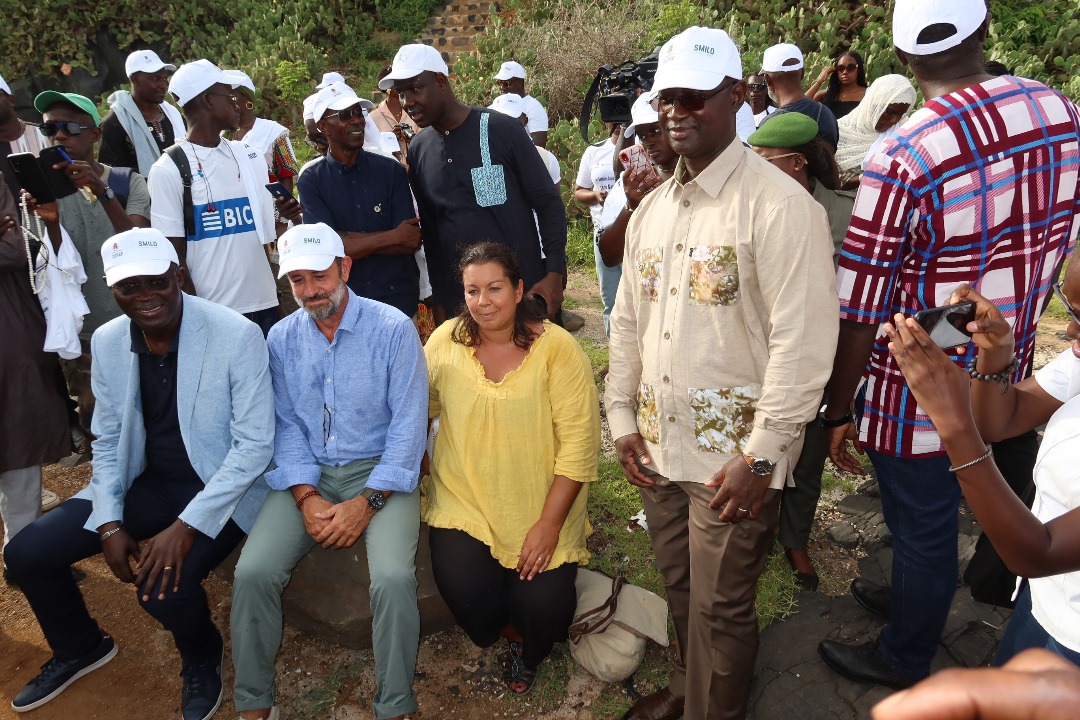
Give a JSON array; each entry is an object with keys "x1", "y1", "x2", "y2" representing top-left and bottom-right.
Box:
[{"x1": 423, "y1": 242, "x2": 600, "y2": 694}]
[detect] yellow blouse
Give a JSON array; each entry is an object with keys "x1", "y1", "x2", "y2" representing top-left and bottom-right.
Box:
[{"x1": 423, "y1": 320, "x2": 601, "y2": 570}]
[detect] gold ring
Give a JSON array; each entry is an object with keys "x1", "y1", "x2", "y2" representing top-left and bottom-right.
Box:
[{"x1": 163, "y1": 566, "x2": 174, "y2": 571}]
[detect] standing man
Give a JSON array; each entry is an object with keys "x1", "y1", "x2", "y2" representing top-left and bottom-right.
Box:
[
  {"x1": 0, "y1": 73, "x2": 48, "y2": 203},
  {"x1": 5, "y1": 228, "x2": 274, "y2": 719},
  {"x1": 605, "y1": 27, "x2": 838, "y2": 720},
  {"x1": 818, "y1": 0, "x2": 1080, "y2": 689},
  {"x1": 99, "y1": 50, "x2": 187, "y2": 176},
  {"x1": 762, "y1": 43, "x2": 839, "y2": 150},
  {"x1": 231, "y1": 222, "x2": 426, "y2": 720},
  {"x1": 148, "y1": 59, "x2": 281, "y2": 336},
  {"x1": 297, "y1": 82, "x2": 421, "y2": 317},
  {"x1": 493, "y1": 61, "x2": 550, "y2": 148},
  {"x1": 383, "y1": 44, "x2": 566, "y2": 320},
  {"x1": 574, "y1": 124, "x2": 619, "y2": 335}
]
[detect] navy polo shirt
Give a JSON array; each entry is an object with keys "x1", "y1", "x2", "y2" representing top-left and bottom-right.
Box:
[{"x1": 297, "y1": 150, "x2": 419, "y2": 317}]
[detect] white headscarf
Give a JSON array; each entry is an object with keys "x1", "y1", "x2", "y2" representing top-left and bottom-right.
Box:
[{"x1": 835, "y1": 74, "x2": 917, "y2": 173}]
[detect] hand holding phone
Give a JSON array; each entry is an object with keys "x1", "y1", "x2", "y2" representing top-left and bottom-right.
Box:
[
  {"x1": 619, "y1": 144, "x2": 660, "y2": 186},
  {"x1": 913, "y1": 301, "x2": 976, "y2": 349}
]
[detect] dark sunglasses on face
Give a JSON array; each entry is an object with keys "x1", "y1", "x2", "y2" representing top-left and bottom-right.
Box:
[
  {"x1": 325, "y1": 106, "x2": 366, "y2": 121},
  {"x1": 205, "y1": 91, "x2": 238, "y2": 104},
  {"x1": 41, "y1": 121, "x2": 93, "y2": 137},
  {"x1": 110, "y1": 276, "x2": 172, "y2": 296},
  {"x1": 747, "y1": 83, "x2": 767, "y2": 91},
  {"x1": 652, "y1": 79, "x2": 737, "y2": 113},
  {"x1": 836, "y1": 63, "x2": 859, "y2": 72}
]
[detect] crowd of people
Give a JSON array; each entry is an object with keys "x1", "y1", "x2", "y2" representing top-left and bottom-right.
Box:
[{"x1": 1, "y1": 0, "x2": 1079, "y2": 718}]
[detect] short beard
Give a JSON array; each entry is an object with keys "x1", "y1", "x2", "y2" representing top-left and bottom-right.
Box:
[
  {"x1": 767, "y1": 87, "x2": 778, "y2": 106},
  {"x1": 295, "y1": 281, "x2": 347, "y2": 321}
]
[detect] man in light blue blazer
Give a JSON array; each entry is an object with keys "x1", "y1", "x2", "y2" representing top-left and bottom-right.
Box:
[{"x1": 5, "y1": 228, "x2": 274, "y2": 720}]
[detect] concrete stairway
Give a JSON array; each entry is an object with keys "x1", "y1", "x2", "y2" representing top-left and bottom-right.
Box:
[{"x1": 417, "y1": 2, "x2": 500, "y2": 70}]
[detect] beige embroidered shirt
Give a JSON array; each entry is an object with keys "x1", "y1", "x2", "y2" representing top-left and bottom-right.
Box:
[{"x1": 605, "y1": 139, "x2": 839, "y2": 488}]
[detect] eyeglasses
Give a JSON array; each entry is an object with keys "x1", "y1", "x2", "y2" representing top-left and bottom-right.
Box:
[
  {"x1": 111, "y1": 276, "x2": 172, "y2": 297},
  {"x1": 836, "y1": 63, "x2": 859, "y2": 72},
  {"x1": 762, "y1": 151, "x2": 804, "y2": 164},
  {"x1": 41, "y1": 121, "x2": 93, "y2": 137},
  {"x1": 324, "y1": 106, "x2": 366, "y2": 121},
  {"x1": 652, "y1": 79, "x2": 738, "y2": 113},
  {"x1": 636, "y1": 126, "x2": 663, "y2": 139},
  {"x1": 747, "y1": 83, "x2": 767, "y2": 91},
  {"x1": 205, "y1": 91, "x2": 238, "y2": 104},
  {"x1": 1053, "y1": 280, "x2": 1080, "y2": 326}
]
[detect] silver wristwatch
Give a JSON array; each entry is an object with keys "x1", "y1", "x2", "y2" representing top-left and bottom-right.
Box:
[{"x1": 743, "y1": 455, "x2": 775, "y2": 476}]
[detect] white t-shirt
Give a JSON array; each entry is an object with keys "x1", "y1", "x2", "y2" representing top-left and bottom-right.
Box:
[
  {"x1": 736, "y1": 102, "x2": 756, "y2": 143},
  {"x1": 148, "y1": 139, "x2": 277, "y2": 314},
  {"x1": 521, "y1": 95, "x2": 549, "y2": 135},
  {"x1": 537, "y1": 146, "x2": 561, "y2": 184},
  {"x1": 754, "y1": 106, "x2": 778, "y2": 128},
  {"x1": 1029, "y1": 348, "x2": 1080, "y2": 651},
  {"x1": 575, "y1": 138, "x2": 617, "y2": 230},
  {"x1": 598, "y1": 176, "x2": 627, "y2": 237}
]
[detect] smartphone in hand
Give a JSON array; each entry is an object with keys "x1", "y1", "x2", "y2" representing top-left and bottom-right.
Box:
[
  {"x1": 619, "y1": 144, "x2": 660, "y2": 186},
  {"x1": 265, "y1": 182, "x2": 296, "y2": 204},
  {"x1": 914, "y1": 301, "x2": 976, "y2": 349}
]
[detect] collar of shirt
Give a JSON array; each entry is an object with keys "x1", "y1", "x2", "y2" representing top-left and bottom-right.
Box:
[
  {"x1": 129, "y1": 306, "x2": 183, "y2": 355},
  {"x1": 672, "y1": 137, "x2": 743, "y2": 199},
  {"x1": 299, "y1": 285, "x2": 361, "y2": 346},
  {"x1": 326, "y1": 148, "x2": 368, "y2": 175}
]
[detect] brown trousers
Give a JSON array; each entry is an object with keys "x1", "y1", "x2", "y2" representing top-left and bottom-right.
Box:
[{"x1": 638, "y1": 475, "x2": 781, "y2": 720}]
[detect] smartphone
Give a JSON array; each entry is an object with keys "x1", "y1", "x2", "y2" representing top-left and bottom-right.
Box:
[
  {"x1": 8, "y1": 153, "x2": 57, "y2": 203},
  {"x1": 37, "y1": 146, "x2": 79, "y2": 199},
  {"x1": 619, "y1": 144, "x2": 660, "y2": 186},
  {"x1": 265, "y1": 182, "x2": 295, "y2": 203},
  {"x1": 913, "y1": 301, "x2": 976, "y2": 348}
]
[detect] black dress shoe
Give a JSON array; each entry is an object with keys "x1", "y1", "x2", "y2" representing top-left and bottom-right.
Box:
[
  {"x1": 620, "y1": 686, "x2": 684, "y2": 720},
  {"x1": 851, "y1": 577, "x2": 891, "y2": 620},
  {"x1": 784, "y1": 548, "x2": 820, "y2": 592},
  {"x1": 818, "y1": 638, "x2": 920, "y2": 689}
]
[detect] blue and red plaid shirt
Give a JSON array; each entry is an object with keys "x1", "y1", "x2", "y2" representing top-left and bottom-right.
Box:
[{"x1": 837, "y1": 75, "x2": 1080, "y2": 457}]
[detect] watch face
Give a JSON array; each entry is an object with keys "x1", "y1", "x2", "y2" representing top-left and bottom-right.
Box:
[
  {"x1": 367, "y1": 491, "x2": 386, "y2": 511},
  {"x1": 750, "y1": 458, "x2": 774, "y2": 476}
]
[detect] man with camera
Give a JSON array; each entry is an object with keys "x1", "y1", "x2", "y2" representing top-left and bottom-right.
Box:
[
  {"x1": 605, "y1": 26, "x2": 838, "y2": 720},
  {"x1": 372, "y1": 66, "x2": 421, "y2": 163}
]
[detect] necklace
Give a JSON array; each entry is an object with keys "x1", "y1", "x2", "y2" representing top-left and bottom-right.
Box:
[{"x1": 187, "y1": 139, "x2": 241, "y2": 213}]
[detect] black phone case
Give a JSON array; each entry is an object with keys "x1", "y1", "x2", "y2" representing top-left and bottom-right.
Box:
[{"x1": 8, "y1": 150, "x2": 77, "y2": 203}]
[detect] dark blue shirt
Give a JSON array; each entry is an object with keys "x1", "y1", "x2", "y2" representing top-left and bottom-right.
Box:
[
  {"x1": 773, "y1": 98, "x2": 839, "y2": 150},
  {"x1": 297, "y1": 150, "x2": 419, "y2": 317}
]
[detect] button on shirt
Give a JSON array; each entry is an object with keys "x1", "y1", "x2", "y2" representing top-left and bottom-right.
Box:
[
  {"x1": 296, "y1": 150, "x2": 420, "y2": 317},
  {"x1": 264, "y1": 288, "x2": 428, "y2": 492},
  {"x1": 605, "y1": 140, "x2": 839, "y2": 488}
]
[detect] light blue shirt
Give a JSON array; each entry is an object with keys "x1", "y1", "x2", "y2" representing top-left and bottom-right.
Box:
[{"x1": 265, "y1": 288, "x2": 428, "y2": 492}]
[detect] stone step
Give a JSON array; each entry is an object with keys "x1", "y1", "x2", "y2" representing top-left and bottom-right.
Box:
[
  {"x1": 420, "y1": 35, "x2": 481, "y2": 49},
  {"x1": 426, "y1": 13, "x2": 486, "y2": 27},
  {"x1": 419, "y1": 23, "x2": 488, "y2": 37},
  {"x1": 444, "y1": 2, "x2": 499, "y2": 13}
]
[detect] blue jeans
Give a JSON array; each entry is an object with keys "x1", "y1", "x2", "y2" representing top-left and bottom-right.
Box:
[
  {"x1": 995, "y1": 584, "x2": 1080, "y2": 667},
  {"x1": 865, "y1": 449, "x2": 960, "y2": 678},
  {"x1": 593, "y1": 236, "x2": 622, "y2": 337}
]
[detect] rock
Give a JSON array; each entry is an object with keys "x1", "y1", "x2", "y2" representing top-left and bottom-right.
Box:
[
  {"x1": 857, "y1": 478, "x2": 880, "y2": 497},
  {"x1": 826, "y1": 521, "x2": 860, "y2": 548},
  {"x1": 836, "y1": 494, "x2": 879, "y2": 516}
]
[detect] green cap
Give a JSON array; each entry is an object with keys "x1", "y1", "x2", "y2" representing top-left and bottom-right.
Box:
[
  {"x1": 33, "y1": 91, "x2": 100, "y2": 126},
  {"x1": 747, "y1": 111, "x2": 818, "y2": 148}
]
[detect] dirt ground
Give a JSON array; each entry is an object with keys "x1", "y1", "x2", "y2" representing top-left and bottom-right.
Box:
[{"x1": 1, "y1": 272, "x2": 1072, "y2": 720}]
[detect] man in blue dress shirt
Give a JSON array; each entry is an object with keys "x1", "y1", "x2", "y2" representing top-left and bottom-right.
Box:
[{"x1": 230, "y1": 222, "x2": 428, "y2": 720}]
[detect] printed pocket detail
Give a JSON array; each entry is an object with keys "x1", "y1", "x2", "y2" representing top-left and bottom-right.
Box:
[
  {"x1": 689, "y1": 245, "x2": 738, "y2": 305},
  {"x1": 688, "y1": 385, "x2": 760, "y2": 453},
  {"x1": 636, "y1": 381, "x2": 660, "y2": 444},
  {"x1": 635, "y1": 247, "x2": 663, "y2": 303}
]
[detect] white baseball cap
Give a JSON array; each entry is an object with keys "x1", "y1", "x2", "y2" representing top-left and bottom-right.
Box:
[
  {"x1": 316, "y1": 71, "x2": 346, "y2": 89},
  {"x1": 762, "y1": 43, "x2": 804, "y2": 72},
  {"x1": 378, "y1": 44, "x2": 449, "y2": 90},
  {"x1": 493, "y1": 61, "x2": 526, "y2": 81},
  {"x1": 125, "y1": 49, "x2": 176, "y2": 78},
  {"x1": 652, "y1": 27, "x2": 743, "y2": 94},
  {"x1": 101, "y1": 228, "x2": 179, "y2": 286},
  {"x1": 221, "y1": 70, "x2": 256, "y2": 95},
  {"x1": 488, "y1": 93, "x2": 525, "y2": 118},
  {"x1": 624, "y1": 91, "x2": 659, "y2": 138},
  {"x1": 302, "y1": 93, "x2": 318, "y2": 122},
  {"x1": 277, "y1": 223, "x2": 345, "y2": 278},
  {"x1": 0, "y1": 74, "x2": 10, "y2": 95},
  {"x1": 169, "y1": 59, "x2": 235, "y2": 106},
  {"x1": 893, "y1": 0, "x2": 988, "y2": 55},
  {"x1": 311, "y1": 82, "x2": 372, "y2": 123},
  {"x1": 380, "y1": 131, "x2": 400, "y2": 155}
]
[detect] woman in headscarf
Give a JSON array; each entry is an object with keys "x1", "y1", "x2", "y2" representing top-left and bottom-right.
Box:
[{"x1": 835, "y1": 74, "x2": 917, "y2": 188}]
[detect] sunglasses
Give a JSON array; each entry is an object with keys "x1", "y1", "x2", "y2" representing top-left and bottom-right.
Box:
[
  {"x1": 41, "y1": 121, "x2": 94, "y2": 137},
  {"x1": 205, "y1": 91, "x2": 238, "y2": 104},
  {"x1": 652, "y1": 79, "x2": 738, "y2": 113},
  {"x1": 1053, "y1": 280, "x2": 1080, "y2": 326},
  {"x1": 324, "y1": 106, "x2": 366, "y2": 121},
  {"x1": 836, "y1": 63, "x2": 859, "y2": 72},
  {"x1": 747, "y1": 83, "x2": 767, "y2": 91},
  {"x1": 111, "y1": 276, "x2": 172, "y2": 297}
]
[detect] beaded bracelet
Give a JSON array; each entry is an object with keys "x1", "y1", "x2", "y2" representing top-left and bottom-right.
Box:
[
  {"x1": 966, "y1": 356, "x2": 1020, "y2": 390},
  {"x1": 295, "y1": 489, "x2": 322, "y2": 509},
  {"x1": 949, "y1": 445, "x2": 993, "y2": 473}
]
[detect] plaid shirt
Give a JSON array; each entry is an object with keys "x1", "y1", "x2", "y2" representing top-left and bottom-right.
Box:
[{"x1": 837, "y1": 76, "x2": 1080, "y2": 457}]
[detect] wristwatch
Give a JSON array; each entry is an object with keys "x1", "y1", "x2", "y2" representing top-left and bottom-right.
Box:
[
  {"x1": 743, "y1": 455, "x2": 776, "y2": 476},
  {"x1": 101, "y1": 186, "x2": 115, "y2": 202},
  {"x1": 360, "y1": 488, "x2": 386, "y2": 512}
]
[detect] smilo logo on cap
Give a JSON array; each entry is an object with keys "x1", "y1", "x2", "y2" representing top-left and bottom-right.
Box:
[
  {"x1": 101, "y1": 227, "x2": 179, "y2": 286},
  {"x1": 488, "y1": 93, "x2": 525, "y2": 118},
  {"x1": 652, "y1": 26, "x2": 743, "y2": 94},
  {"x1": 276, "y1": 222, "x2": 346, "y2": 279}
]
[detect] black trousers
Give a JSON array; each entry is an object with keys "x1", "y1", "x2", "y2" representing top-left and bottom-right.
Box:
[
  {"x1": 4, "y1": 476, "x2": 244, "y2": 662},
  {"x1": 429, "y1": 527, "x2": 577, "y2": 670}
]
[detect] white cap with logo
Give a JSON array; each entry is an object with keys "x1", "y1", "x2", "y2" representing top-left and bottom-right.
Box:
[
  {"x1": 762, "y1": 43, "x2": 804, "y2": 72},
  {"x1": 494, "y1": 61, "x2": 527, "y2": 81},
  {"x1": 169, "y1": 59, "x2": 236, "y2": 107},
  {"x1": 316, "y1": 71, "x2": 346, "y2": 89},
  {"x1": 378, "y1": 44, "x2": 449, "y2": 90},
  {"x1": 652, "y1": 27, "x2": 743, "y2": 94},
  {"x1": 311, "y1": 82, "x2": 373, "y2": 123},
  {"x1": 488, "y1": 93, "x2": 525, "y2": 118},
  {"x1": 125, "y1": 50, "x2": 176, "y2": 78},
  {"x1": 624, "y1": 91, "x2": 660, "y2": 138},
  {"x1": 277, "y1": 223, "x2": 345, "y2": 278},
  {"x1": 893, "y1": 0, "x2": 988, "y2": 56},
  {"x1": 302, "y1": 93, "x2": 319, "y2": 122},
  {"x1": 101, "y1": 228, "x2": 179, "y2": 286}
]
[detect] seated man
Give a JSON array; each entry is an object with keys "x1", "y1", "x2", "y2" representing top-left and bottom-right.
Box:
[
  {"x1": 230, "y1": 222, "x2": 427, "y2": 720},
  {"x1": 4, "y1": 228, "x2": 274, "y2": 720}
]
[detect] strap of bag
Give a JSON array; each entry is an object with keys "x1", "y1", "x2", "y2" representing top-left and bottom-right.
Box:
[
  {"x1": 164, "y1": 144, "x2": 195, "y2": 239},
  {"x1": 568, "y1": 575, "x2": 626, "y2": 644},
  {"x1": 478, "y1": 112, "x2": 492, "y2": 168}
]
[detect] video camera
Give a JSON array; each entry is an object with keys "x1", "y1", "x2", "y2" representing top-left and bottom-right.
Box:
[{"x1": 579, "y1": 50, "x2": 659, "y2": 141}]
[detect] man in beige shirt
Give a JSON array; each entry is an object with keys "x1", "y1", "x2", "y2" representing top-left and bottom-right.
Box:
[{"x1": 605, "y1": 27, "x2": 839, "y2": 720}]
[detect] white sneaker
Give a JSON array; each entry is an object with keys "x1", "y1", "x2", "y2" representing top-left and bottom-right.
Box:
[
  {"x1": 236, "y1": 707, "x2": 278, "y2": 720},
  {"x1": 41, "y1": 489, "x2": 60, "y2": 513}
]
